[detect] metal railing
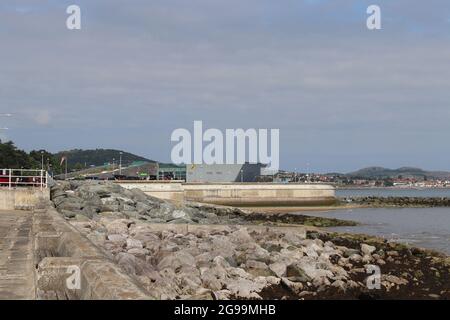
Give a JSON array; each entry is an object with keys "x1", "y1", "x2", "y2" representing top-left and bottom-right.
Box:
[{"x1": 0, "y1": 169, "x2": 48, "y2": 189}]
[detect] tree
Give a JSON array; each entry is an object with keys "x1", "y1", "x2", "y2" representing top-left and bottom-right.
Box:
[
  {"x1": 73, "y1": 162, "x2": 84, "y2": 171},
  {"x1": 0, "y1": 140, "x2": 36, "y2": 168},
  {"x1": 384, "y1": 178, "x2": 394, "y2": 187}
]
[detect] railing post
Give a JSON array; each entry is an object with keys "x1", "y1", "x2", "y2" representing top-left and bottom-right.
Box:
[{"x1": 8, "y1": 169, "x2": 12, "y2": 189}]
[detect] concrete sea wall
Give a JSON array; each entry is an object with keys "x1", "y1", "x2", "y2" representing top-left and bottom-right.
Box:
[
  {"x1": 183, "y1": 183, "x2": 336, "y2": 206},
  {"x1": 117, "y1": 182, "x2": 336, "y2": 207}
]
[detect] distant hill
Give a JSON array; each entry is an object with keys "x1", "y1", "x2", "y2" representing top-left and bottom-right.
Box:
[
  {"x1": 346, "y1": 167, "x2": 450, "y2": 179},
  {"x1": 54, "y1": 149, "x2": 155, "y2": 169}
]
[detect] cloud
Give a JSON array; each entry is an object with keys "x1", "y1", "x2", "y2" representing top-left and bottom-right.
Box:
[{"x1": 35, "y1": 110, "x2": 52, "y2": 126}]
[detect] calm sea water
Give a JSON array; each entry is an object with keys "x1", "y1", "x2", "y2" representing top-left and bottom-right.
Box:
[
  {"x1": 303, "y1": 207, "x2": 450, "y2": 255},
  {"x1": 336, "y1": 188, "x2": 450, "y2": 198}
]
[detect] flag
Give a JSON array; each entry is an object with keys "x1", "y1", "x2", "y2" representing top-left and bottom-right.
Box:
[{"x1": 60, "y1": 156, "x2": 67, "y2": 166}]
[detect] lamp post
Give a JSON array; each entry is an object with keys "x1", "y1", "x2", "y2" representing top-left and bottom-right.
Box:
[
  {"x1": 41, "y1": 151, "x2": 44, "y2": 171},
  {"x1": 306, "y1": 162, "x2": 310, "y2": 183},
  {"x1": 119, "y1": 152, "x2": 123, "y2": 175}
]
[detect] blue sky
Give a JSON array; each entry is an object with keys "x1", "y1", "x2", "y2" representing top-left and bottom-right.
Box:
[{"x1": 1, "y1": 1, "x2": 450, "y2": 172}]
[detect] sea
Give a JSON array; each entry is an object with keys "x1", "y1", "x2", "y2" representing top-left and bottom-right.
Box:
[{"x1": 302, "y1": 188, "x2": 450, "y2": 255}]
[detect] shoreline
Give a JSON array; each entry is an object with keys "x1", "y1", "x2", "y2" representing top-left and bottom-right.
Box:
[
  {"x1": 240, "y1": 195, "x2": 450, "y2": 213},
  {"x1": 240, "y1": 204, "x2": 364, "y2": 214},
  {"x1": 340, "y1": 196, "x2": 450, "y2": 208},
  {"x1": 243, "y1": 199, "x2": 450, "y2": 257},
  {"x1": 50, "y1": 181, "x2": 449, "y2": 299}
]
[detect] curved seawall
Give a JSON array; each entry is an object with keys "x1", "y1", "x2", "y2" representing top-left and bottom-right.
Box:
[{"x1": 117, "y1": 182, "x2": 336, "y2": 207}]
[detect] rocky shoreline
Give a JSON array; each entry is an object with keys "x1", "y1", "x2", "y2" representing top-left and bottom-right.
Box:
[
  {"x1": 341, "y1": 196, "x2": 450, "y2": 208},
  {"x1": 50, "y1": 181, "x2": 449, "y2": 300}
]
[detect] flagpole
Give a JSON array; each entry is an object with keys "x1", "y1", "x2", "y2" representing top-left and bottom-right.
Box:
[{"x1": 61, "y1": 156, "x2": 68, "y2": 180}]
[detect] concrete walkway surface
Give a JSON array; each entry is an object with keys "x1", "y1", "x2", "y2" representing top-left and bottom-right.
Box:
[{"x1": 0, "y1": 210, "x2": 35, "y2": 299}]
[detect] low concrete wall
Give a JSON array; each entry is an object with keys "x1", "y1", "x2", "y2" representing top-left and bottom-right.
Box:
[
  {"x1": 0, "y1": 188, "x2": 50, "y2": 210},
  {"x1": 116, "y1": 182, "x2": 336, "y2": 207}
]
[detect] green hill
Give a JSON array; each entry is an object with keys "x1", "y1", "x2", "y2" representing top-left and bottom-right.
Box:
[{"x1": 346, "y1": 167, "x2": 450, "y2": 179}]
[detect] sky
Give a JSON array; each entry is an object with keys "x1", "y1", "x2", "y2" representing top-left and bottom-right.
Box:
[{"x1": 1, "y1": 0, "x2": 450, "y2": 173}]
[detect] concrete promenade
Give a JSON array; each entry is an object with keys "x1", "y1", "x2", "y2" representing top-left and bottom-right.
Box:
[{"x1": 0, "y1": 210, "x2": 35, "y2": 299}]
